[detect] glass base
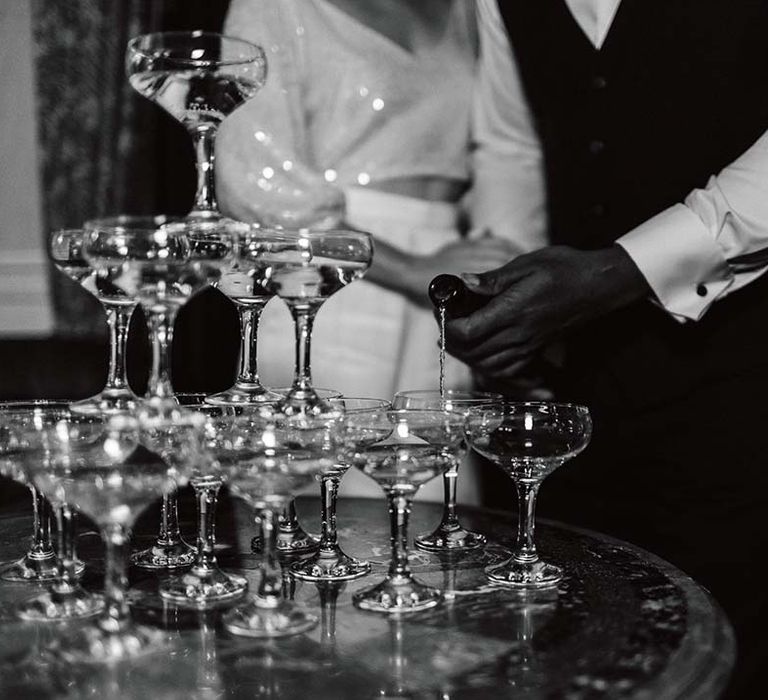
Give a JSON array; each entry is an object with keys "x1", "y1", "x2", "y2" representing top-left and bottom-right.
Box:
[
  {"x1": 1, "y1": 552, "x2": 59, "y2": 582},
  {"x1": 290, "y1": 548, "x2": 371, "y2": 582},
  {"x1": 485, "y1": 557, "x2": 562, "y2": 588},
  {"x1": 184, "y1": 209, "x2": 224, "y2": 223},
  {"x1": 353, "y1": 575, "x2": 442, "y2": 614},
  {"x1": 159, "y1": 566, "x2": 248, "y2": 608},
  {"x1": 137, "y1": 396, "x2": 188, "y2": 422},
  {"x1": 69, "y1": 388, "x2": 140, "y2": 416},
  {"x1": 17, "y1": 586, "x2": 105, "y2": 622},
  {"x1": 53, "y1": 621, "x2": 167, "y2": 664},
  {"x1": 271, "y1": 386, "x2": 342, "y2": 420},
  {"x1": 414, "y1": 524, "x2": 487, "y2": 553},
  {"x1": 131, "y1": 540, "x2": 196, "y2": 570},
  {"x1": 205, "y1": 384, "x2": 280, "y2": 407},
  {"x1": 223, "y1": 597, "x2": 318, "y2": 638}
]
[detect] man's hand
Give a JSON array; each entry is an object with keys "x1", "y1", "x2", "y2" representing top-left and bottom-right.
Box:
[
  {"x1": 367, "y1": 234, "x2": 518, "y2": 309},
  {"x1": 444, "y1": 245, "x2": 650, "y2": 381}
]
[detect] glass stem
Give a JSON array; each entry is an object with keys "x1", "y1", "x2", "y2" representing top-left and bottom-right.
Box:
[
  {"x1": 318, "y1": 583, "x2": 340, "y2": 650},
  {"x1": 280, "y1": 498, "x2": 300, "y2": 532},
  {"x1": 157, "y1": 491, "x2": 183, "y2": 546},
  {"x1": 29, "y1": 486, "x2": 54, "y2": 558},
  {"x1": 104, "y1": 303, "x2": 135, "y2": 391},
  {"x1": 256, "y1": 508, "x2": 283, "y2": 607},
  {"x1": 387, "y1": 492, "x2": 413, "y2": 581},
  {"x1": 514, "y1": 481, "x2": 541, "y2": 563},
  {"x1": 235, "y1": 302, "x2": 266, "y2": 386},
  {"x1": 290, "y1": 305, "x2": 318, "y2": 391},
  {"x1": 388, "y1": 617, "x2": 407, "y2": 696},
  {"x1": 192, "y1": 128, "x2": 218, "y2": 214},
  {"x1": 100, "y1": 523, "x2": 130, "y2": 633},
  {"x1": 282, "y1": 562, "x2": 296, "y2": 601},
  {"x1": 319, "y1": 476, "x2": 340, "y2": 551},
  {"x1": 197, "y1": 611, "x2": 219, "y2": 687},
  {"x1": 52, "y1": 505, "x2": 78, "y2": 592},
  {"x1": 440, "y1": 467, "x2": 460, "y2": 528},
  {"x1": 147, "y1": 308, "x2": 177, "y2": 400},
  {"x1": 193, "y1": 482, "x2": 220, "y2": 573}
]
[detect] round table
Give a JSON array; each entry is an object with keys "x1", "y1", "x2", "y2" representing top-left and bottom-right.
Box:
[{"x1": 0, "y1": 495, "x2": 735, "y2": 698}]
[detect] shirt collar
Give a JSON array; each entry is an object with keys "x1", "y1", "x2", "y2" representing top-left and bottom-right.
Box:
[{"x1": 565, "y1": 0, "x2": 622, "y2": 49}]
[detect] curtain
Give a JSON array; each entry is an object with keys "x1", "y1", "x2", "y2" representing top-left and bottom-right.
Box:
[{"x1": 31, "y1": 0, "x2": 168, "y2": 336}]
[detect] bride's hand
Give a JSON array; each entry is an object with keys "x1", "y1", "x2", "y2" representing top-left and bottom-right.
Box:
[{"x1": 402, "y1": 235, "x2": 518, "y2": 308}]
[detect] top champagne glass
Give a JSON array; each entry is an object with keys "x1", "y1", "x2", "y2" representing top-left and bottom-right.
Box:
[{"x1": 126, "y1": 31, "x2": 267, "y2": 220}]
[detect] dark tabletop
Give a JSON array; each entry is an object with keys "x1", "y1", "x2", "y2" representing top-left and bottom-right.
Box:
[{"x1": 0, "y1": 495, "x2": 735, "y2": 699}]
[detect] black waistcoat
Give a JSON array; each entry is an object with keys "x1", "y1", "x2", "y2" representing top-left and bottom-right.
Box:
[{"x1": 497, "y1": 0, "x2": 768, "y2": 414}]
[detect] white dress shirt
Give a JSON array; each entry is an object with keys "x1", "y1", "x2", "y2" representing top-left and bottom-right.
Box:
[{"x1": 474, "y1": 0, "x2": 768, "y2": 322}]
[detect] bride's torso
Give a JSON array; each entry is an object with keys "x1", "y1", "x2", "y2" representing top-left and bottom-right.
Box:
[{"x1": 223, "y1": 0, "x2": 476, "y2": 204}]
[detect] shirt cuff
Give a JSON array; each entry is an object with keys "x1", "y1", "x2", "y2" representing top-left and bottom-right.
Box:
[{"x1": 616, "y1": 204, "x2": 733, "y2": 322}]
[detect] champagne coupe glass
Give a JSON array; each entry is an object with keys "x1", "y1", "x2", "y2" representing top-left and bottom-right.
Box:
[
  {"x1": 0, "y1": 401, "x2": 59, "y2": 582},
  {"x1": 83, "y1": 215, "x2": 238, "y2": 416},
  {"x1": 49, "y1": 229, "x2": 139, "y2": 415},
  {"x1": 206, "y1": 228, "x2": 297, "y2": 406},
  {"x1": 27, "y1": 412, "x2": 203, "y2": 662},
  {"x1": 352, "y1": 409, "x2": 465, "y2": 614},
  {"x1": 392, "y1": 389, "x2": 502, "y2": 552},
  {"x1": 158, "y1": 399, "x2": 247, "y2": 608},
  {"x1": 126, "y1": 31, "x2": 267, "y2": 221},
  {"x1": 269, "y1": 387, "x2": 343, "y2": 555},
  {"x1": 247, "y1": 388, "x2": 343, "y2": 556},
  {"x1": 83, "y1": 215, "x2": 237, "y2": 569},
  {"x1": 291, "y1": 397, "x2": 391, "y2": 582},
  {"x1": 465, "y1": 402, "x2": 592, "y2": 588},
  {"x1": 0, "y1": 404, "x2": 106, "y2": 621},
  {"x1": 270, "y1": 229, "x2": 373, "y2": 418},
  {"x1": 212, "y1": 406, "x2": 343, "y2": 637}
]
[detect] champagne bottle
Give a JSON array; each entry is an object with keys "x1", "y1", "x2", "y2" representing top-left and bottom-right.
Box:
[{"x1": 428, "y1": 274, "x2": 489, "y2": 318}]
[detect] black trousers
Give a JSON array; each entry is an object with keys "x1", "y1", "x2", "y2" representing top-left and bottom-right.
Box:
[{"x1": 482, "y1": 367, "x2": 768, "y2": 700}]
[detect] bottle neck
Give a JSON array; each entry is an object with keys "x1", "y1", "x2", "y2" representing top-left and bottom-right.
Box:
[{"x1": 428, "y1": 273, "x2": 488, "y2": 318}]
